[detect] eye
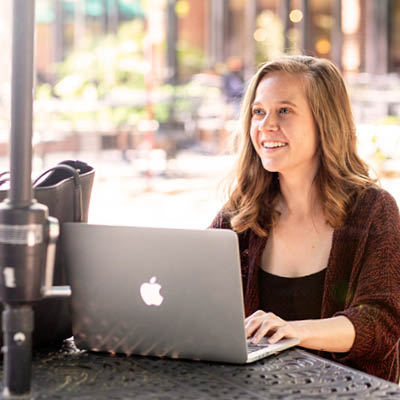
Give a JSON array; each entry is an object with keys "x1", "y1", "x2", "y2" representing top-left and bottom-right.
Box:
[
  {"x1": 252, "y1": 108, "x2": 264, "y2": 116},
  {"x1": 279, "y1": 107, "x2": 290, "y2": 115}
]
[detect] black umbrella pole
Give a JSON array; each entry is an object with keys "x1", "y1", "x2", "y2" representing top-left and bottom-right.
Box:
[
  {"x1": 9, "y1": 0, "x2": 35, "y2": 207},
  {"x1": 0, "y1": 201, "x2": 50, "y2": 398},
  {"x1": 0, "y1": 0, "x2": 38, "y2": 398},
  {"x1": 2, "y1": 306, "x2": 33, "y2": 397}
]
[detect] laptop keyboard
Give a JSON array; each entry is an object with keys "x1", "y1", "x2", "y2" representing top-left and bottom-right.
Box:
[{"x1": 247, "y1": 342, "x2": 270, "y2": 354}]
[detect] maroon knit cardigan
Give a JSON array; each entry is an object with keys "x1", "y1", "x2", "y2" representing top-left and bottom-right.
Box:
[{"x1": 210, "y1": 187, "x2": 400, "y2": 382}]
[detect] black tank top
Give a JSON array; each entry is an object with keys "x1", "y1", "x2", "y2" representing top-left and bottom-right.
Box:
[{"x1": 258, "y1": 268, "x2": 326, "y2": 321}]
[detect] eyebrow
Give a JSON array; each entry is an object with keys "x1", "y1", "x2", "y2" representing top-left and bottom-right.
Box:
[{"x1": 251, "y1": 100, "x2": 298, "y2": 108}]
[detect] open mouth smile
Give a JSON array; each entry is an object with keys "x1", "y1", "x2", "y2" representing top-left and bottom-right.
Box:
[{"x1": 261, "y1": 141, "x2": 288, "y2": 149}]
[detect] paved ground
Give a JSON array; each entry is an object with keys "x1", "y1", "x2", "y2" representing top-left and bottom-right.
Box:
[
  {"x1": 1, "y1": 148, "x2": 400, "y2": 230},
  {"x1": 85, "y1": 149, "x2": 234, "y2": 229}
]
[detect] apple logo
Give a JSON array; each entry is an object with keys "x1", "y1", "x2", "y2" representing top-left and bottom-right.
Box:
[{"x1": 140, "y1": 276, "x2": 164, "y2": 306}]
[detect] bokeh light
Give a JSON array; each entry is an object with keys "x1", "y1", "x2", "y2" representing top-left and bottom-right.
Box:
[
  {"x1": 253, "y1": 28, "x2": 268, "y2": 42},
  {"x1": 289, "y1": 9, "x2": 303, "y2": 23},
  {"x1": 175, "y1": 0, "x2": 190, "y2": 17},
  {"x1": 315, "y1": 39, "x2": 331, "y2": 54}
]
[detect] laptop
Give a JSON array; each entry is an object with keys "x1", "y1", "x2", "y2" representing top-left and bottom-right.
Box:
[{"x1": 61, "y1": 223, "x2": 299, "y2": 363}]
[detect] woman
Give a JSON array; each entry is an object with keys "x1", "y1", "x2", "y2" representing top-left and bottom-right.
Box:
[{"x1": 210, "y1": 56, "x2": 400, "y2": 382}]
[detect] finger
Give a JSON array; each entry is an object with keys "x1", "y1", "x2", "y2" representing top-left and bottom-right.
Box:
[
  {"x1": 245, "y1": 314, "x2": 274, "y2": 338},
  {"x1": 267, "y1": 324, "x2": 294, "y2": 344},
  {"x1": 244, "y1": 310, "x2": 266, "y2": 324},
  {"x1": 244, "y1": 317, "x2": 262, "y2": 338},
  {"x1": 266, "y1": 329, "x2": 285, "y2": 344},
  {"x1": 251, "y1": 320, "x2": 279, "y2": 344}
]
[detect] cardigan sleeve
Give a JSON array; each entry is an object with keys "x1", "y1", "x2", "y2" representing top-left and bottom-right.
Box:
[{"x1": 332, "y1": 190, "x2": 400, "y2": 373}]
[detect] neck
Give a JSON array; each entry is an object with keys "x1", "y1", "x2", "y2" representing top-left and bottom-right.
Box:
[{"x1": 277, "y1": 169, "x2": 320, "y2": 219}]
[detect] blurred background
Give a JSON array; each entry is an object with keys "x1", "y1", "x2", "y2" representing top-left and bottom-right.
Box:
[{"x1": 0, "y1": 0, "x2": 399, "y2": 228}]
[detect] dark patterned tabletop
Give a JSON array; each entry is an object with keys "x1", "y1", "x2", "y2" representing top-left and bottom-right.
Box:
[{"x1": 2, "y1": 340, "x2": 400, "y2": 399}]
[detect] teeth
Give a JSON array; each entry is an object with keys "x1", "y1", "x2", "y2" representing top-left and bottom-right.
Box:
[{"x1": 262, "y1": 142, "x2": 287, "y2": 148}]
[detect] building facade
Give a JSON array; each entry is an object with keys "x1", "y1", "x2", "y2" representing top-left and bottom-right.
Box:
[{"x1": 33, "y1": 0, "x2": 400, "y2": 83}]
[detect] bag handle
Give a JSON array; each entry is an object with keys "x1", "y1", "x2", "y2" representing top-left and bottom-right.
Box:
[
  {"x1": 0, "y1": 171, "x2": 10, "y2": 186},
  {"x1": 43, "y1": 217, "x2": 71, "y2": 298},
  {"x1": 33, "y1": 164, "x2": 84, "y2": 222},
  {"x1": 33, "y1": 164, "x2": 83, "y2": 297},
  {"x1": 2, "y1": 165, "x2": 84, "y2": 222}
]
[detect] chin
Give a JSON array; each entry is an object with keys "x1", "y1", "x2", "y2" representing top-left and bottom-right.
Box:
[{"x1": 261, "y1": 162, "x2": 281, "y2": 173}]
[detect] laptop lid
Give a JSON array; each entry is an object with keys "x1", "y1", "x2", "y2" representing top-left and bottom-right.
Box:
[
  {"x1": 62, "y1": 223, "x2": 251, "y2": 363},
  {"x1": 61, "y1": 223, "x2": 299, "y2": 363}
]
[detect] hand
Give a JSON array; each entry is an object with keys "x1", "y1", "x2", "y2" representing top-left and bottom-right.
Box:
[
  {"x1": 245, "y1": 311, "x2": 355, "y2": 352},
  {"x1": 244, "y1": 310, "x2": 305, "y2": 345}
]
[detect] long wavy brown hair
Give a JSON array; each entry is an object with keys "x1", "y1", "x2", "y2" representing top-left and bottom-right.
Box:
[{"x1": 225, "y1": 55, "x2": 376, "y2": 237}]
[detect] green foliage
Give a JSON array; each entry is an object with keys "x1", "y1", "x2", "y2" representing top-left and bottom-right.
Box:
[
  {"x1": 36, "y1": 20, "x2": 149, "y2": 127},
  {"x1": 54, "y1": 19, "x2": 147, "y2": 100},
  {"x1": 255, "y1": 10, "x2": 284, "y2": 64},
  {"x1": 35, "y1": 19, "x2": 211, "y2": 128},
  {"x1": 35, "y1": 83, "x2": 52, "y2": 100},
  {"x1": 176, "y1": 41, "x2": 207, "y2": 82},
  {"x1": 153, "y1": 103, "x2": 170, "y2": 123},
  {"x1": 377, "y1": 115, "x2": 400, "y2": 125}
]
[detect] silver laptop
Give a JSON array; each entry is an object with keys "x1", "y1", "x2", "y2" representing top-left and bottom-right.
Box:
[{"x1": 61, "y1": 223, "x2": 299, "y2": 363}]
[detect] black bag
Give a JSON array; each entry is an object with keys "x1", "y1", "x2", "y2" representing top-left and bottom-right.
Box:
[{"x1": 0, "y1": 160, "x2": 95, "y2": 347}]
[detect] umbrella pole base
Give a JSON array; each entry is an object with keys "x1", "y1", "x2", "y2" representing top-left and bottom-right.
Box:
[{"x1": 1, "y1": 305, "x2": 33, "y2": 398}]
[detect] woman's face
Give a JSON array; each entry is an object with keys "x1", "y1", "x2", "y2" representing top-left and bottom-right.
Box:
[{"x1": 250, "y1": 71, "x2": 319, "y2": 178}]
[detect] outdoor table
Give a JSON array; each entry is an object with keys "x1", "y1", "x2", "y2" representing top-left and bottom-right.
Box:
[{"x1": 2, "y1": 339, "x2": 400, "y2": 399}]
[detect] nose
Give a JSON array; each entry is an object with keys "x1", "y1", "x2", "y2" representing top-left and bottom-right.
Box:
[{"x1": 260, "y1": 111, "x2": 278, "y2": 131}]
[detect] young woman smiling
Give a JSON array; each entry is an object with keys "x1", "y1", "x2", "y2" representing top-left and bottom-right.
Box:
[{"x1": 210, "y1": 56, "x2": 400, "y2": 382}]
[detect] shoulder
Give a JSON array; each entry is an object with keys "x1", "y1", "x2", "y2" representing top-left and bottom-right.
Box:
[
  {"x1": 355, "y1": 186, "x2": 399, "y2": 215},
  {"x1": 208, "y1": 209, "x2": 253, "y2": 248},
  {"x1": 348, "y1": 186, "x2": 400, "y2": 231}
]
